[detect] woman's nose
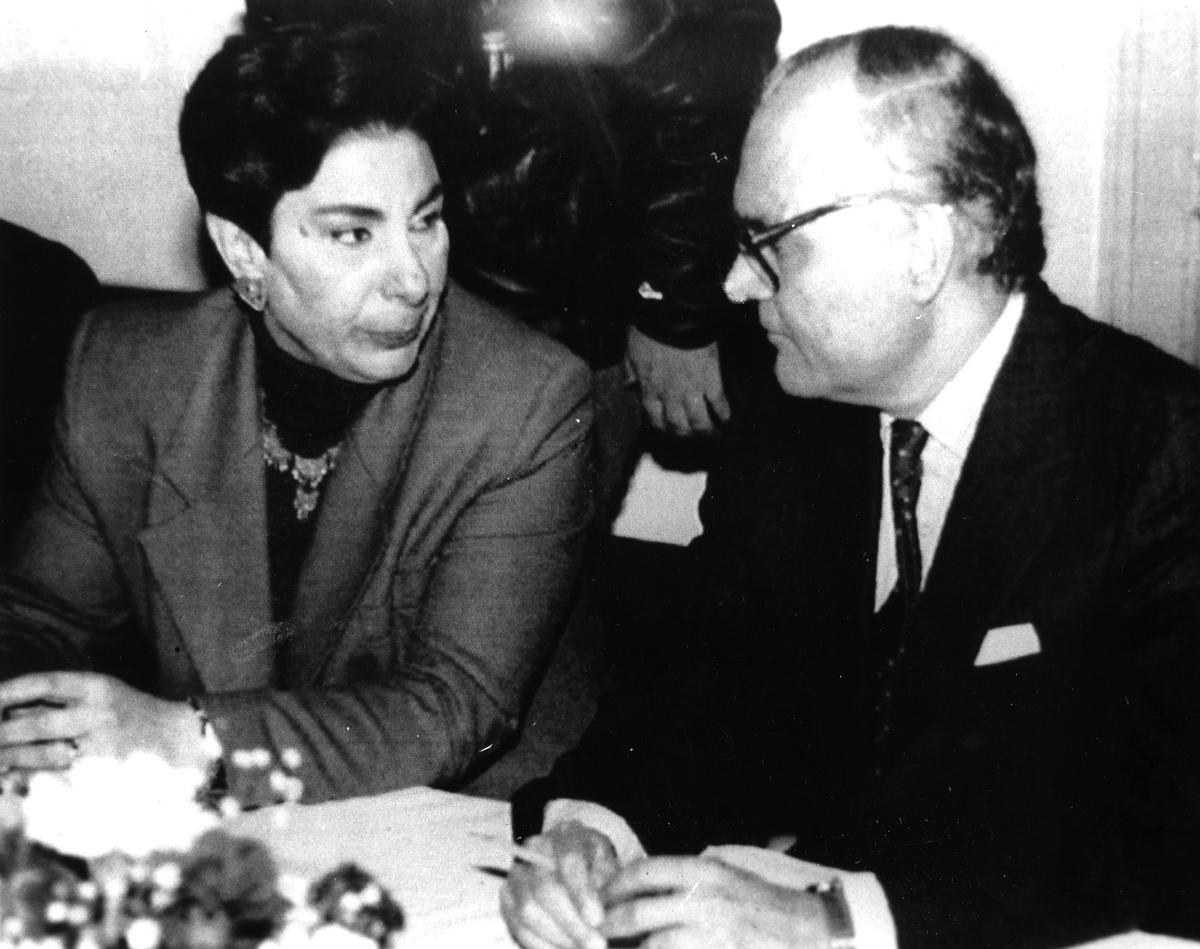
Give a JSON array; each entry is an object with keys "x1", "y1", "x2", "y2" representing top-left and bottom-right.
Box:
[{"x1": 381, "y1": 238, "x2": 429, "y2": 303}]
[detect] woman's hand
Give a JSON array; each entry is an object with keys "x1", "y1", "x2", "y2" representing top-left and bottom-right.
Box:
[
  {"x1": 500, "y1": 820, "x2": 621, "y2": 949},
  {"x1": 0, "y1": 672, "x2": 207, "y2": 773}
]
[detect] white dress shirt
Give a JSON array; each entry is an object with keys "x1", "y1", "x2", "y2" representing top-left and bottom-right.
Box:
[{"x1": 876, "y1": 292, "x2": 1026, "y2": 610}]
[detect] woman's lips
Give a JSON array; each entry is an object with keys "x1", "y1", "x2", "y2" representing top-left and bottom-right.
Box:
[{"x1": 366, "y1": 322, "x2": 424, "y2": 349}]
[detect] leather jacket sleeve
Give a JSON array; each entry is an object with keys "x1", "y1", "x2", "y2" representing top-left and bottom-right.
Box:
[
  {"x1": 621, "y1": 0, "x2": 781, "y2": 348},
  {"x1": 445, "y1": 0, "x2": 781, "y2": 362}
]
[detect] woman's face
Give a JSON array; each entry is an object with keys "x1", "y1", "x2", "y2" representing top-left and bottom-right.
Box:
[{"x1": 260, "y1": 128, "x2": 449, "y2": 383}]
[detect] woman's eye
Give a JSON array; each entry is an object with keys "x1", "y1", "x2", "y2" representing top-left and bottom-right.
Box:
[{"x1": 331, "y1": 227, "x2": 371, "y2": 245}]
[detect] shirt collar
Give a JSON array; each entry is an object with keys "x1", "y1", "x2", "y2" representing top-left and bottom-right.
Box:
[{"x1": 881, "y1": 292, "x2": 1026, "y2": 460}]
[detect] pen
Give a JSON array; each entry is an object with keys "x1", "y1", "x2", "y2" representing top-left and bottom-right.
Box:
[{"x1": 469, "y1": 831, "x2": 557, "y2": 870}]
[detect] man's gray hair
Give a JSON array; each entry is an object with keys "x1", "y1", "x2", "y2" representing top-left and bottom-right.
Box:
[{"x1": 765, "y1": 26, "x2": 1045, "y2": 290}]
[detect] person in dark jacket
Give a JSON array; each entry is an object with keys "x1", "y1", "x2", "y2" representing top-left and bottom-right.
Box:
[
  {"x1": 500, "y1": 26, "x2": 1200, "y2": 949},
  {"x1": 0, "y1": 219, "x2": 99, "y2": 545}
]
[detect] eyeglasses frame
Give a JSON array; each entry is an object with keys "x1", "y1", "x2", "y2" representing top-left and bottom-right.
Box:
[{"x1": 733, "y1": 191, "x2": 945, "y2": 293}]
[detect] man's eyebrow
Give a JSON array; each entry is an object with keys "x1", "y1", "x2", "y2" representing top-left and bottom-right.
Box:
[{"x1": 415, "y1": 183, "x2": 444, "y2": 209}]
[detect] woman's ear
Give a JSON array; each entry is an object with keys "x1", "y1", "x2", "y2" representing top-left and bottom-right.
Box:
[{"x1": 205, "y1": 213, "x2": 268, "y2": 281}]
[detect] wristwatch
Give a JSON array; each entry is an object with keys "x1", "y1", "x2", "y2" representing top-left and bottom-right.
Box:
[{"x1": 808, "y1": 878, "x2": 855, "y2": 949}]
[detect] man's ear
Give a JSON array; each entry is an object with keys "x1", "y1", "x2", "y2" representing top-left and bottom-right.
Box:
[
  {"x1": 903, "y1": 204, "x2": 955, "y2": 304},
  {"x1": 205, "y1": 213, "x2": 268, "y2": 280}
]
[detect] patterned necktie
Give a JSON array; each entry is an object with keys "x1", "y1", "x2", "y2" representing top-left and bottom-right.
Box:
[
  {"x1": 890, "y1": 418, "x2": 929, "y2": 614},
  {"x1": 869, "y1": 419, "x2": 930, "y2": 773}
]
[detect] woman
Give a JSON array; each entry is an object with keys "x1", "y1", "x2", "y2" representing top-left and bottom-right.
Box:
[{"x1": 0, "y1": 24, "x2": 593, "y2": 807}]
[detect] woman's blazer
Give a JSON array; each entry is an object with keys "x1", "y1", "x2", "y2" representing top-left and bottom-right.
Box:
[{"x1": 0, "y1": 283, "x2": 594, "y2": 805}]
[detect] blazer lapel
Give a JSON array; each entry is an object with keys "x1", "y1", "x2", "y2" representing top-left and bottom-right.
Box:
[
  {"x1": 276, "y1": 316, "x2": 442, "y2": 687},
  {"x1": 139, "y1": 303, "x2": 274, "y2": 691},
  {"x1": 917, "y1": 292, "x2": 1080, "y2": 669}
]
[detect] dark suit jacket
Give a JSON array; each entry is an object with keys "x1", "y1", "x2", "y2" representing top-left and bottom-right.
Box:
[
  {"x1": 0, "y1": 283, "x2": 593, "y2": 807},
  {"x1": 0, "y1": 220, "x2": 99, "y2": 543},
  {"x1": 516, "y1": 282, "x2": 1200, "y2": 949}
]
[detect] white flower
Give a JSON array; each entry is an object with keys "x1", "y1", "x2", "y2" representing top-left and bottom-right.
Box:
[
  {"x1": 22, "y1": 753, "x2": 217, "y2": 859},
  {"x1": 277, "y1": 874, "x2": 312, "y2": 910},
  {"x1": 358, "y1": 884, "x2": 381, "y2": 907},
  {"x1": 150, "y1": 861, "x2": 182, "y2": 891},
  {"x1": 230, "y1": 749, "x2": 257, "y2": 770},
  {"x1": 124, "y1": 918, "x2": 162, "y2": 949},
  {"x1": 275, "y1": 920, "x2": 314, "y2": 949}
]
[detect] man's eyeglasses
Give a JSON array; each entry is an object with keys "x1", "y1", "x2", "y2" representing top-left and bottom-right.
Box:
[{"x1": 733, "y1": 192, "x2": 925, "y2": 293}]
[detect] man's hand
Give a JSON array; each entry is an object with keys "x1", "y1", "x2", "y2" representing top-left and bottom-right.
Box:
[
  {"x1": 500, "y1": 821, "x2": 621, "y2": 949},
  {"x1": 0, "y1": 672, "x2": 206, "y2": 773},
  {"x1": 626, "y1": 326, "x2": 730, "y2": 436},
  {"x1": 600, "y1": 857, "x2": 832, "y2": 949}
]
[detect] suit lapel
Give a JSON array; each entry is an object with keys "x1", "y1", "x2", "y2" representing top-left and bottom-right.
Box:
[
  {"x1": 139, "y1": 300, "x2": 274, "y2": 691},
  {"x1": 753, "y1": 396, "x2": 881, "y2": 679},
  {"x1": 917, "y1": 290, "x2": 1080, "y2": 669},
  {"x1": 276, "y1": 314, "x2": 442, "y2": 687}
]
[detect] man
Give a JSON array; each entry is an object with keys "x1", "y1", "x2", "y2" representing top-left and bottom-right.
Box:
[{"x1": 500, "y1": 25, "x2": 1200, "y2": 949}]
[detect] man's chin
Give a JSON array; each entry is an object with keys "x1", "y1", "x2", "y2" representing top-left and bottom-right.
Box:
[{"x1": 774, "y1": 359, "x2": 820, "y2": 398}]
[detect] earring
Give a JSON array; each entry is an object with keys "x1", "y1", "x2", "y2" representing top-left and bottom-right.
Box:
[{"x1": 233, "y1": 275, "x2": 267, "y2": 312}]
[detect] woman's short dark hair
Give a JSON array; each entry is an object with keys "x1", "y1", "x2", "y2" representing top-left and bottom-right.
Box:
[
  {"x1": 771, "y1": 26, "x2": 1045, "y2": 291},
  {"x1": 180, "y1": 23, "x2": 444, "y2": 248}
]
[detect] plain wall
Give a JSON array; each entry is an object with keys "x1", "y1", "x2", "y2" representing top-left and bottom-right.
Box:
[{"x1": 0, "y1": 0, "x2": 242, "y2": 289}]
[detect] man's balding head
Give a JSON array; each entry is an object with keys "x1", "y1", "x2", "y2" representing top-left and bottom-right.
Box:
[
  {"x1": 725, "y1": 26, "x2": 1036, "y2": 416},
  {"x1": 761, "y1": 26, "x2": 1045, "y2": 292}
]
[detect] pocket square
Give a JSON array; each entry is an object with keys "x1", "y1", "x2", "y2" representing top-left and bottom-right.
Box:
[{"x1": 974, "y1": 623, "x2": 1041, "y2": 667}]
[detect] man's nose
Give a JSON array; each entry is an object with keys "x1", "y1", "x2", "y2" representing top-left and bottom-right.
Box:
[{"x1": 723, "y1": 253, "x2": 772, "y2": 305}]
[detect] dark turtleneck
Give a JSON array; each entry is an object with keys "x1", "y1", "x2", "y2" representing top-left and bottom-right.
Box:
[{"x1": 247, "y1": 308, "x2": 384, "y2": 621}]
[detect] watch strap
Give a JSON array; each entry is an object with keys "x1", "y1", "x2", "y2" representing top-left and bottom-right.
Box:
[{"x1": 808, "y1": 877, "x2": 855, "y2": 949}]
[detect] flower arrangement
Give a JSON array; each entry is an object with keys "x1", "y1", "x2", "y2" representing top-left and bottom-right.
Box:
[{"x1": 0, "y1": 752, "x2": 404, "y2": 949}]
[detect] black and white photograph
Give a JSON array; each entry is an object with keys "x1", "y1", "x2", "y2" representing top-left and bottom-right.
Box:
[{"x1": 1, "y1": 2, "x2": 1199, "y2": 947}]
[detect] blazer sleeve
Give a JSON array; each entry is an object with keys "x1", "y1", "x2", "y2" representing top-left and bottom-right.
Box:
[
  {"x1": 1108, "y1": 387, "x2": 1200, "y2": 939},
  {"x1": 202, "y1": 356, "x2": 595, "y2": 806},
  {"x1": 512, "y1": 393, "x2": 770, "y2": 852}
]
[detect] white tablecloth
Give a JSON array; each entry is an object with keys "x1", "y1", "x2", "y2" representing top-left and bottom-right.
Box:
[
  {"x1": 229, "y1": 787, "x2": 1198, "y2": 949},
  {"x1": 232, "y1": 787, "x2": 514, "y2": 948}
]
